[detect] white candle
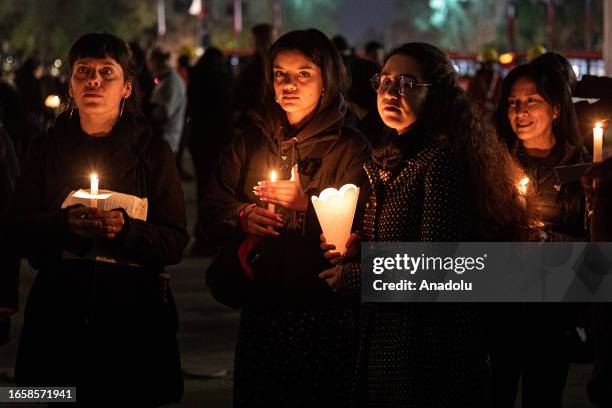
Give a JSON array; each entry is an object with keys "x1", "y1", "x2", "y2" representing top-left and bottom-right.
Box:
[
  {"x1": 90, "y1": 173, "x2": 99, "y2": 195},
  {"x1": 90, "y1": 173, "x2": 99, "y2": 208},
  {"x1": 593, "y1": 122, "x2": 604, "y2": 162},
  {"x1": 268, "y1": 170, "x2": 277, "y2": 213}
]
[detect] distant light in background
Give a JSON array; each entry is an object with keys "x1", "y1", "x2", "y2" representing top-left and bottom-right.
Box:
[
  {"x1": 50, "y1": 67, "x2": 60, "y2": 77},
  {"x1": 189, "y1": 0, "x2": 203, "y2": 16},
  {"x1": 453, "y1": 63, "x2": 459, "y2": 72},
  {"x1": 572, "y1": 65, "x2": 580, "y2": 77},
  {"x1": 54, "y1": 59, "x2": 62, "y2": 68},
  {"x1": 45, "y1": 95, "x2": 61, "y2": 109},
  {"x1": 6, "y1": 56, "x2": 13, "y2": 64},
  {"x1": 195, "y1": 47, "x2": 205, "y2": 57},
  {"x1": 157, "y1": 0, "x2": 166, "y2": 36},
  {"x1": 499, "y1": 52, "x2": 514, "y2": 64},
  {"x1": 230, "y1": 56, "x2": 239, "y2": 66}
]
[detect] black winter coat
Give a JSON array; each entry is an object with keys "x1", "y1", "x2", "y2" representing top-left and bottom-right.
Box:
[
  {"x1": 203, "y1": 97, "x2": 370, "y2": 407},
  {"x1": 7, "y1": 113, "x2": 187, "y2": 406},
  {"x1": 342, "y1": 131, "x2": 489, "y2": 408}
]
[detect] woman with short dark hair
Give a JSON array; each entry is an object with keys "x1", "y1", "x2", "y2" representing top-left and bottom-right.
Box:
[
  {"x1": 203, "y1": 29, "x2": 370, "y2": 406},
  {"x1": 9, "y1": 33, "x2": 187, "y2": 406}
]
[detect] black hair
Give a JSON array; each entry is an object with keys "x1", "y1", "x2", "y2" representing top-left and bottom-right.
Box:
[
  {"x1": 493, "y1": 62, "x2": 580, "y2": 151},
  {"x1": 531, "y1": 51, "x2": 577, "y2": 94},
  {"x1": 384, "y1": 42, "x2": 529, "y2": 240},
  {"x1": 264, "y1": 29, "x2": 349, "y2": 114}
]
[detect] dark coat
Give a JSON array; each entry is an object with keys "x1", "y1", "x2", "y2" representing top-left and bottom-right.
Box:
[
  {"x1": 516, "y1": 142, "x2": 588, "y2": 241},
  {"x1": 342, "y1": 131, "x2": 489, "y2": 407},
  {"x1": 203, "y1": 97, "x2": 370, "y2": 406},
  {"x1": 7, "y1": 112, "x2": 188, "y2": 406}
]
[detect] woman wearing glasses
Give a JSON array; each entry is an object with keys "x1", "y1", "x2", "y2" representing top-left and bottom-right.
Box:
[
  {"x1": 322, "y1": 43, "x2": 528, "y2": 406},
  {"x1": 202, "y1": 29, "x2": 370, "y2": 406}
]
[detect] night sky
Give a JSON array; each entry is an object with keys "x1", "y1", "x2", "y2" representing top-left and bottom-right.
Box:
[{"x1": 336, "y1": 0, "x2": 396, "y2": 47}]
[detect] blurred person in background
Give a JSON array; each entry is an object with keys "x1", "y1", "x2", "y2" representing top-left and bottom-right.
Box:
[
  {"x1": 467, "y1": 47, "x2": 503, "y2": 117},
  {"x1": 364, "y1": 40, "x2": 384, "y2": 66},
  {"x1": 582, "y1": 158, "x2": 612, "y2": 407},
  {"x1": 148, "y1": 47, "x2": 187, "y2": 159},
  {"x1": 14, "y1": 56, "x2": 45, "y2": 162},
  {"x1": 0, "y1": 120, "x2": 20, "y2": 348},
  {"x1": 188, "y1": 47, "x2": 234, "y2": 255},
  {"x1": 234, "y1": 23, "x2": 273, "y2": 130}
]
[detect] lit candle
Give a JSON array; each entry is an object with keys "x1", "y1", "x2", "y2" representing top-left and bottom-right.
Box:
[
  {"x1": 518, "y1": 176, "x2": 530, "y2": 196},
  {"x1": 311, "y1": 184, "x2": 360, "y2": 255},
  {"x1": 593, "y1": 122, "x2": 604, "y2": 162},
  {"x1": 90, "y1": 173, "x2": 99, "y2": 195},
  {"x1": 90, "y1": 173, "x2": 99, "y2": 208},
  {"x1": 268, "y1": 170, "x2": 277, "y2": 213}
]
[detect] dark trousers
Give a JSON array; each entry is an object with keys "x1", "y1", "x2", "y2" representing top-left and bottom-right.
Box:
[{"x1": 489, "y1": 305, "x2": 571, "y2": 408}]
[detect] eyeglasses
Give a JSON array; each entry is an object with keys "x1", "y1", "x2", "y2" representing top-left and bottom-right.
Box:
[{"x1": 371, "y1": 73, "x2": 432, "y2": 96}]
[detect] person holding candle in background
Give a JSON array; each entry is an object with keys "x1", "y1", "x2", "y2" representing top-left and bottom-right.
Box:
[
  {"x1": 491, "y1": 61, "x2": 588, "y2": 407},
  {"x1": 202, "y1": 29, "x2": 370, "y2": 406},
  {"x1": 321, "y1": 42, "x2": 528, "y2": 407},
  {"x1": 5, "y1": 33, "x2": 187, "y2": 406}
]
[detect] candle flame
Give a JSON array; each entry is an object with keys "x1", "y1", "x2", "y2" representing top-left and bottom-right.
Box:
[
  {"x1": 270, "y1": 170, "x2": 277, "y2": 182},
  {"x1": 595, "y1": 121, "x2": 603, "y2": 129},
  {"x1": 518, "y1": 176, "x2": 529, "y2": 196}
]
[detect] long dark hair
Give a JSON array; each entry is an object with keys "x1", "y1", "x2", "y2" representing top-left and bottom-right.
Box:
[
  {"x1": 386, "y1": 42, "x2": 529, "y2": 240},
  {"x1": 68, "y1": 33, "x2": 142, "y2": 117},
  {"x1": 493, "y1": 62, "x2": 580, "y2": 151},
  {"x1": 262, "y1": 29, "x2": 349, "y2": 119}
]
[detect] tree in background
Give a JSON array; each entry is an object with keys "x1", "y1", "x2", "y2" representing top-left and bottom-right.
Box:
[{"x1": 0, "y1": 0, "x2": 156, "y2": 61}]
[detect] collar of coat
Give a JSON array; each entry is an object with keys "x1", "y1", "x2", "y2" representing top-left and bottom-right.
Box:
[
  {"x1": 48, "y1": 111, "x2": 152, "y2": 176},
  {"x1": 248, "y1": 94, "x2": 347, "y2": 151}
]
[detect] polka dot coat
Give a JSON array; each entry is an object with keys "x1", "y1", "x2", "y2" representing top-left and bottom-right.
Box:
[{"x1": 342, "y1": 133, "x2": 490, "y2": 407}]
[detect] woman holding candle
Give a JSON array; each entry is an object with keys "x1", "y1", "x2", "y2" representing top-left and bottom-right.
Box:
[
  {"x1": 7, "y1": 33, "x2": 187, "y2": 406},
  {"x1": 202, "y1": 29, "x2": 370, "y2": 406},
  {"x1": 322, "y1": 42, "x2": 529, "y2": 407},
  {"x1": 490, "y1": 62, "x2": 588, "y2": 407}
]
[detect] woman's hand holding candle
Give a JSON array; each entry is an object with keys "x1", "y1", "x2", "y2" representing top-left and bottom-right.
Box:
[
  {"x1": 98, "y1": 210, "x2": 125, "y2": 240},
  {"x1": 68, "y1": 207, "x2": 125, "y2": 240},
  {"x1": 318, "y1": 232, "x2": 360, "y2": 288},
  {"x1": 320, "y1": 232, "x2": 360, "y2": 264},
  {"x1": 242, "y1": 205, "x2": 283, "y2": 237},
  {"x1": 254, "y1": 165, "x2": 308, "y2": 212},
  {"x1": 67, "y1": 206, "x2": 104, "y2": 238}
]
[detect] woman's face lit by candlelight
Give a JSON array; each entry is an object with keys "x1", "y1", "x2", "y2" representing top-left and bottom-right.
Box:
[
  {"x1": 376, "y1": 54, "x2": 428, "y2": 135},
  {"x1": 70, "y1": 56, "x2": 132, "y2": 119},
  {"x1": 272, "y1": 50, "x2": 324, "y2": 126},
  {"x1": 507, "y1": 76, "x2": 558, "y2": 151}
]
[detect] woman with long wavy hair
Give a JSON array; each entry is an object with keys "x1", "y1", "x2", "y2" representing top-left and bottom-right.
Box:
[{"x1": 322, "y1": 42, "x2": 529, "y2": 407}]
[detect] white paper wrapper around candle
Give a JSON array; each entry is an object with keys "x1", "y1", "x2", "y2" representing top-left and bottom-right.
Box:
[{"x1": 311, "y1": 184, "x2": 360, "y2": 254}]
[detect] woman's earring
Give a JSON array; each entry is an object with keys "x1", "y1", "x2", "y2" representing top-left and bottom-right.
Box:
[
  {"x1": 275, "y1": 98, "x2": 279, "y2": 104},
  {"x1": 321, "y1": 89, "x2": 326, "y2": 97},
  {"x1": 68, "y1": 97, "x2": 74, "y2": 119},
  {"x1": 120, "y1": 98, "x2": 126, "y2": 117}
]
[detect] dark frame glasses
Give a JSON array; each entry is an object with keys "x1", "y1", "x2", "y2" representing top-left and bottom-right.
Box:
[{"x1": 371, "y1": 73, "x2": 432, "y2": 96}]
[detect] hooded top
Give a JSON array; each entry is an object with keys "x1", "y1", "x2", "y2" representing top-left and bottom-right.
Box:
[{"x1": 203, "y1": 96, "x2": 370, "y2": 298}]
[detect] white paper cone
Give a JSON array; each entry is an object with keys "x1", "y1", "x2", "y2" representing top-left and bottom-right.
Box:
[{"x1": 311, "y1": 184, "x2": 360, "y2": 254}]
